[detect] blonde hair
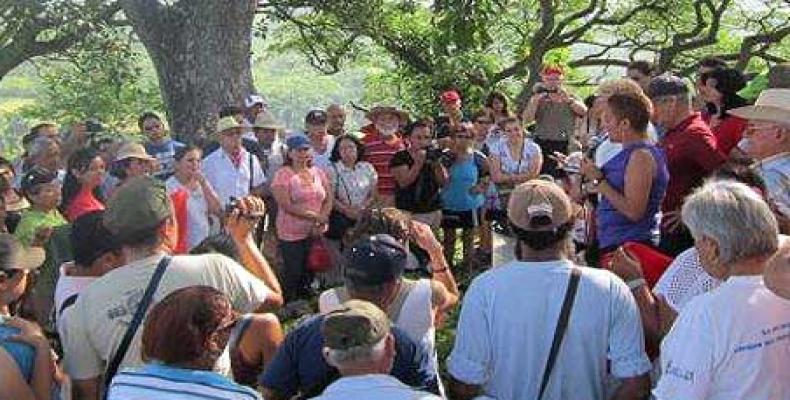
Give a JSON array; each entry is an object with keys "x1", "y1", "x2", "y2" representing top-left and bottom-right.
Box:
[{"x1": 596, "y1": 79, "x2": 645, "y2": 98}]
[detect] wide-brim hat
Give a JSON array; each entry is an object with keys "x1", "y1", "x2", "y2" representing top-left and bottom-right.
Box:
[
  {"x1": 366, "y1": 106, "x2": 409, "y2": 122},
  {"x1": 0, "y1": 233, "x2": 45, "y2": 272},
  {"x1": 253, "y1": 112, "x2": 284, "y2": 130},
  {"x1": 115, "y1": 142, "x2": 156, "y2": 162},
  {"x1": 216, "y1": 116, "x2": 243, "y2": 135},
  {"x1": 729, "y1": 89, "x2": 790, "y2": 125}
]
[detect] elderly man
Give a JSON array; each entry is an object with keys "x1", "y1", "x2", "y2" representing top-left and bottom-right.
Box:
[
  {"x1": 447, "y1": 179, "x2": 650, "y2": 400},
  {"x1": 202, "y1": 116, "x2": 266, "y2": 208},
  {"x1": 326, "y1": 103, "x2": 347, "y2": 136},
  {"x1": 649, "y1": 75, "x2": 727, "y2": 256},
  {"x1": 311, "y1": 300, "x2": 441, "y2": 400},
  {"x1": 243, "y1": 93, "x2": 268, "y2": 140},
  {"x1": 361, "y1": 106, "x2": 408, "y2": 207},
  {"x1": 730, "y1": 89, "x2": 790, "y2": 222},
  {"x1": 654, "y1": 180, "x2": 790, "y2": 400},
  {"x1": 765, "y1": 237, "x2": 790, "y2": 300}
]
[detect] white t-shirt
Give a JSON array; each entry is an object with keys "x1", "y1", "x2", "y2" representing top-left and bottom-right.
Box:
[
  {"x1": 654, "y1": 275, "x2": 790, "y2": 400},
  {"x1": 312, "y1": 374, "x2": 441, "y2": 400},
  {"x1": 62, "y1": 253, "x2": 270, "y2": 380},
  {"x1": 202, "y1": 148, "x2": 265, "y2": 207},
  {"x1": 311, "y1": 135, "x2": 336, "y2": 170},
  {"x1": 447, "y1": 260, "x2": 651, "y2": 400},
  {"x1": 165, "y1": 177, "x2": 211, "y2": 250},
  {"x1": 53, "y1": 262, "x2": 97, "y2": 337},
  {"x1": 489, "y1": 137, "x2": 542, "y2": 175}
]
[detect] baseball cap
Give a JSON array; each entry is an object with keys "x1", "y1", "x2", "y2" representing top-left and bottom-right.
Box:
[
  {"x1": 541, "y1": 65, "x2": 565, "y2": 76},
  {"x1": 104, "y1": 176, "x2": 172, "y2": 238},
  {"x1": 305, "y1": 109, "x2": 328, "y2": 125},
  {"x1": 20, "y1": 167, "x2": 58, "y2": 195},
  {"x1": 286, "y1": 134, "x2": 311, "y2": 151},
  {"x1": 648, "y1": 74, "x2": 689, "y2": 98},
  {"x1": 343, "y1": 234, "x2": 407, "y2": 286},
  {"x1": 244, "y1": 94, "x2": 267, "y2": 108},
  {"x1": 0, "y1": 233, "x2": 45, "y2": 272},
  {"x1": 508, "y1": 180, "x2": 573, "y2": 231},
  {"x1": 321, "y1": 300, "x2": 390, "y2": 350},
  {"x1": 440, "y1": 90, "x2": 461, "y2": 104}
]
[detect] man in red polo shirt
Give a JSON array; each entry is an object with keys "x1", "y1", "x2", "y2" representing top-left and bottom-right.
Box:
[
  {"x1": 648, "y1": 75, "x2": 727, "y2": 256},
  {"x1": 361, "y1": 106, "x2": 408, "y2": 207}
]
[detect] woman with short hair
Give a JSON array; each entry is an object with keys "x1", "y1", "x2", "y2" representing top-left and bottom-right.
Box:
[{"x1": 107, "y1": 286, "x2": 262, "y2": 399}]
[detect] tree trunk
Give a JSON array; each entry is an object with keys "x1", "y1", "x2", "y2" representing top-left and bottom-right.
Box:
[{"x1": 120, "y1": 0, "x2": 257, "y2": 143}]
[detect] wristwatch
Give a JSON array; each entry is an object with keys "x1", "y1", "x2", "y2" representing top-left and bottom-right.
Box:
[{"x1": 626, "y1": 278, "x2": 647, "y2": 291}]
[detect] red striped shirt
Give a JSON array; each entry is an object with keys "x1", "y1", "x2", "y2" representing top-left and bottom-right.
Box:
[{"x1": 361, "y1": 124, "x2": 405, "y2": 196}]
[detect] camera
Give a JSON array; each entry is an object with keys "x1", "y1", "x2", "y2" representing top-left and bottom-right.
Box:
[
  {"x1": 425, "y1": 146, "x2": 444, "y2": 163},
  {"x1": 225, "y1": 197, "x2": 266, "y2": 219}
]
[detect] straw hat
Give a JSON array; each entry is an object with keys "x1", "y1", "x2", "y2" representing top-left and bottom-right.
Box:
[
  {"x1": 729, "y1": 89, "x2": 790, "y2": 125},
  {"x1": 0, "y1": 234, "x2": 45, "y2": 272},
  {"x1": 115, "y1": 142, "x2": 155, "y2": 162},
  {"x1": 253, "y1": 113, "x2": 284, "y2": 130},
  {"x1": 216, "y1": 116, "x2": 243, "y2": 134},
  {"x1": 366, "y1": 105, "x2": 409, "y2": 123}
]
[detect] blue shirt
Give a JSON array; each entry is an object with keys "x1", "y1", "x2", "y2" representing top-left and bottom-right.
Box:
[
  {"x1": 260, "y1": 314, "x2": 439, "y2": 398},
  {"x1": 441, "y1": 152, "x2": 486, "y2": 211},
  {"x1": 597, "y1": 141, "x2": 668, "y2": 249},
  {"x1": 0, "y1": 322, "x2": 35, "y2": 382},
  {"x1": 108, "y1": 363, "x2": 261, "y2": 400},
  {"x1": 145, "y1": 139, "x2": 186, "y2": 179}
]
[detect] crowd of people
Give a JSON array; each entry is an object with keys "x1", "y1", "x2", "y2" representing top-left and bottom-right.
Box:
[{"x1": 0, "y1": 58, "x2": 788, "y2": 400}]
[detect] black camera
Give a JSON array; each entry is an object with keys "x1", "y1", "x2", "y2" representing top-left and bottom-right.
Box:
[{"x1": 425, "y1": 146, "x2": 444, "y2": 163}]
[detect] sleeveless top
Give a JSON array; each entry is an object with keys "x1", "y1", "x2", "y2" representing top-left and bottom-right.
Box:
[{"x1": 597, "y1": 141, "x2": 669, "y2": 249}]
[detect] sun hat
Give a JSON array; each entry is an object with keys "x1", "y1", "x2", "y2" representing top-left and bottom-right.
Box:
[
  {"x1": 216, "y1": 116, "x2": 243, "y2": 135},
  {"x1": 321, "y1": 300, "x2": 390, "y2": 350},
  {"x1": 508, "y1": 179, "x2": 573, "y2": 231},
  {"x1": 0, "y1": 233, "x2": 45, "y2": 272},
  {"x1": 115, "y1": 142, "x2": 156, "y2": 162},
  {"x1": 729, "y1": 89, "x2": 790, "y2": 125},
  {"x1": 366, "y1": 105, "x2": 409, "y2": 123},
  {"x1": 253, "y1": 113, "x2": 284, "y2": 130},
  {"x1": 103, "y1": 176, "x2": 172, "y2": 238}
]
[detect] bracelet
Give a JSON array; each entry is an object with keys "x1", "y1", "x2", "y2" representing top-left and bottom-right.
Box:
[{"x1": 626, "y1": 278, "x2": 647, "y2": 291}]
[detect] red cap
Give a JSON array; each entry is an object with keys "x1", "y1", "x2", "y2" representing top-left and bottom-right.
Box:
[
  {"x1": 440, "y1": 90, "x2": 461, "y2": 104},
  {"x1": 541, "y1": 65, "x2": 564, "y2": 77}
]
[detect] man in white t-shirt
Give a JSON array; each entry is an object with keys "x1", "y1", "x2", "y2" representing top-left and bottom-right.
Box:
[
  {"x1": 654, "y1": 180, "x2": 790, "y2": 400},
  {"x1": 62, "y1": 176, "x2": 283, "y2": 400},
  {"x1": 202, "y1": 117, "x2": 266, "y2": 208},
  {"x1": 447, "y1": 179, "x2": 651, "y2": 400}
]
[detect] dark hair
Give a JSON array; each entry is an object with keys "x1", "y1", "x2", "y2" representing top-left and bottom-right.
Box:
[
  {"x1": 71, "y1": 211, "x2": 120, "y2": 267},
  {"x1": 219, "y1": 105, "x2": 243, "y2": 119},
  {"x1": 329, "y1": 134, "x2": 365, "y2": 163},
  {"x1": 511, "y1": 222, "x2": 573, "y2": 252},
  {"x1": 485, "y1": 91, "x2": 511, "y2": 114},
  {"x1": 110, "y1": 158, "x2": 130, "y2": 180},
  {"x1": 497, "y1": 116, "x2": 521, "y2": 131},
  {"x1": 583, "y1": 94, "x2": 597, "y2": 109},
  {"x1": 142, "y1": 286, "x2": 234, "y2": 366},
  {"x1": 403, "y1": 121, "x2": 432, "y2": 137},
  {"x1": 137, "y1": 112, "x2": 161, "y2": 131},
  {"x1": 190, "y1": 233, "x2": 240, "y2": 262},
  {"x1": 0, "y1": 157, "x2": 12, "y2": 171},
  {"x1": 699, "y1": 57, "x2": 727, "y2": 70},
  {"x1": 712, "y1": 162, "x2": 767, "y2": 195},
  {"x1": 346, "y1": 208, "x2": 411, "y2": 246},
  {"x1": 700, "y1": 67, "x2": 748, "y2": 117},
  {"x1": 62, "y1": 148, "x2": 105, "y2": 214},
  {"x1": 174, "y1": 144, "x2": 202, "y2": 162},
  {"x1": 626, "y1": 60, "x2": 655, "y2": 76},
  {"x1": 116, "y1": 222, "x2": 164, "y2": 248},
  {"x1": 606, "y1": 93, "x2": 652, "y2": 133},
  {"x1": 29, "y1": 122, "x2": 56, "y2": 138}
]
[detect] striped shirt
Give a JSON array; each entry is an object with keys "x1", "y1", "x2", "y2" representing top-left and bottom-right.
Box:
[
  {"x1": 361, "y1": 124, "x2": 405, "y2": 197},
  {"x1": 108, "y1": 363, "x2": 261, "y2": 400}
]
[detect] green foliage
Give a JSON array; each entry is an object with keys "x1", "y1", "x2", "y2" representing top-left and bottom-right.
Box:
[{"x1": 22, "y1": 29, "x2": 163, "y2": 134}]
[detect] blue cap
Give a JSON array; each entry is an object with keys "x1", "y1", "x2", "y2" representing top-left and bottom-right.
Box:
[
  {"x1": 286, "y1": 134, "x2": 311, "y2": 150},
  {"x1": 343, "y1": 234, "x2": 407, "y2": 285}
]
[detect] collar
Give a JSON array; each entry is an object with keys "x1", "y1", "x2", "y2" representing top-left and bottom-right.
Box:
[
  {"x1": 758, "y1": 152, "x2": 790, "y2": 168},
  {"x1": 663, "y1": 112, "x2": 702, "y2": 138},
  {"x1": 323, "y1": 374, "x2": 409, "y2": 394}
]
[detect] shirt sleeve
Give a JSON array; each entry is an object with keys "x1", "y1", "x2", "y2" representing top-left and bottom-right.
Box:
[
  {"x1": 607, "y1": 275, "x2": 652, "y2": 378},
  {"x1": 259, "y1": 324, "x2": 301, "y2": 397},
  {"x1": 62, "y1": 300, "x2": 103, "y2": 380},
  {"x1": 391, "y1": 327, "x2": 440, "y2": 395},
  {"x1": 446, "y1": 281, "x2": 492, "y2": 386},
  {"x1": 207, "y1": 254, "x2": 270, "y2": 312},
  {"x1": 653, "y1": 304, "x2": 715, "y2": 400},
  {"x1": 689, "y1": 128, "x2": 726, "y2": 172}
]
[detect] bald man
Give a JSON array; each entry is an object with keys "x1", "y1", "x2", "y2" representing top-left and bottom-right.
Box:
[{"x1": 326, "y1": 104, "x2": 346, "y2": 136}]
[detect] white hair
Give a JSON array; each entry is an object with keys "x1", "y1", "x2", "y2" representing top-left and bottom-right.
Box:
[
  {"x1": 682, "y1": 180, "x2": 779, "y2": 265},
  {"x1": 324, "y1": 335, "x2": 387, "y2": 368}
]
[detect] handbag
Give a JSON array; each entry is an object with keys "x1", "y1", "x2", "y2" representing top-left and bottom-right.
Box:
[
  {"x1": 325, "y1": 164, "x2": 357, "y2": 240},
  {"x1": 306, "y1": 237, "x2": 334, "y2": 273}
]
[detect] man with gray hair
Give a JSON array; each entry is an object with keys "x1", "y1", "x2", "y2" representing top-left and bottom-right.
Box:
[
  {"x1": 654, "y1": 180, "x2": 790, "y2": 400},
  {"x1": 326, "y1": 103, "x2": 347, "y2": 136},
  {"x1": 648, "y1": 74, "x2": 727, "y2": 256},
  {"x1": 730, "y1": 88, "x2": 790, "y2": 226},
  {"x1": 313, "y1": 299, "x2": 440, "y2": 400}
]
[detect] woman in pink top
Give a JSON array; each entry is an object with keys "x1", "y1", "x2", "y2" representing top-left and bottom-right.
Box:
[
  {"x1": 271, "y1": 135, "x2": 332, "y2": 304},
  {"x1": 61, "y1": 148, "x2": 106, "y2": 222}
]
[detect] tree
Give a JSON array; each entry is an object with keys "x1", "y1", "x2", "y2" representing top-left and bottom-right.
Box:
[
  {"x1": 0, "y1": 0, "x2": 121, "y2": 81},
  {"x1": 264, "y1": 0, "x2": 789, "y2": 113},
  {"x1": 119, "y1": 0, "x2": 258, "y2": 142}
]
